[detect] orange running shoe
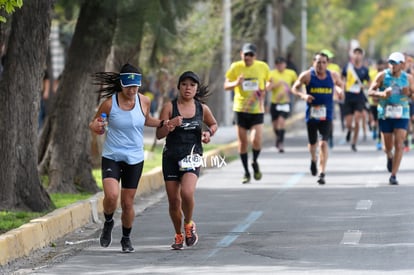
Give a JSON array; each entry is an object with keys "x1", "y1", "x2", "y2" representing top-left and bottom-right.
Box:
[{"x1": 171, "y1": 233, "x2": 184, "y2": 250}]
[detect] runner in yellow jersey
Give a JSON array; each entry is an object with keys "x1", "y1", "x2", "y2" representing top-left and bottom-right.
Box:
[
  {"x1": 224, "y1": 43, "x2": 270, "y2": 184},
  {"x1": 267, "y1": 56, "x2": 297, "y2": 152}
]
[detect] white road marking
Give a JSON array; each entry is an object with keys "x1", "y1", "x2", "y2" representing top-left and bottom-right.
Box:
[
  {"x1": 355, "y1": 200, "x2": 373, "y2": 210},
  {"x1": 341, "y1": 230, "x2": 362, "y2": 245}
]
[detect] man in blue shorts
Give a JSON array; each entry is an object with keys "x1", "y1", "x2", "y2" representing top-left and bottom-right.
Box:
[
  {"x1": 292, "y1": 52, "x2": 343, "y2": 185},
  {"x1": 368, "y1": 52, "x2": 414, "y2": 185}
]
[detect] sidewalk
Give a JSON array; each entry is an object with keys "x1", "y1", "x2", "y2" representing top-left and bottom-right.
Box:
[{"x1": 0, "y1": 109, "x2": 305, "y2": 267}]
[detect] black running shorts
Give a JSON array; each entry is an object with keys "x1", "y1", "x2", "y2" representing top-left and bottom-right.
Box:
[{"x1": 101, "y1": 157, "x2": 143, "y2": 189}]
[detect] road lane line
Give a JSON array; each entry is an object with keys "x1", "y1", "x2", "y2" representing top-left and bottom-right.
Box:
[
  {"x1": 355, "y1": 200, "x2": 373, "y2": 210},
  {"x1": 281, "y1": 172, "x2": 305, "y2": 189},
  {"x1": 207, "y1": 173, "x2": 302, "y2": 259},
  {"x1": 207, "y1": 211, "x2": 263, "y2": 258},
  {"x1": 341, "y1": 230, "x2": 362, "y2": 245}
]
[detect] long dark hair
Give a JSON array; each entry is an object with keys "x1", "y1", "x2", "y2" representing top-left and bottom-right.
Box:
[
  {"x1": 92, "y1": 63, "x2": 141, "y2": 99},
  {"x1": 194, "y1": 85, "x2": 211, "y2": 104}
]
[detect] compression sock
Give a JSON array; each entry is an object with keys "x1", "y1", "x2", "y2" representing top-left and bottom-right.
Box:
[
  {"x1": 240, "y1": 153, "x2": 249, "y2": 174},
  {"x1": 122, "y1": 226, "x2": 132, "y2": 238},
  {"x1": 104, "y1": 212, "x2": 114, "y2": 223},
  {"x1": 279, "y1": 129, "x2": 285, "y2": 143},
  {"x1": 252, "y1": 149, "x2": 261, "y2": 163}
]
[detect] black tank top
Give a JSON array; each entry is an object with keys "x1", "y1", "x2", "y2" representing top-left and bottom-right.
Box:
[{"x1": 164, "y1": 99, "x2": 204, "y2": 159}]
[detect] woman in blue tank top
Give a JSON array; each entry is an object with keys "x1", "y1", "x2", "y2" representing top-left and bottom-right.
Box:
[
  {"x1": 368, "y1": 52, "x2": 414, "y2": 185},
  {"x1": 156, "y1": 71, "x2": 218, "y2": 250},
  {"x1": 89, "y1": 63, "x2": 181, "y2": 253}
]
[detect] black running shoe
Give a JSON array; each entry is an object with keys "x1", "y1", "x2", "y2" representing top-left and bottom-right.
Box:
[
  {"x1": 351, "y1": 144, "x2": 357, "y2": 152},
  {"x1": 317, "y1": 173, "x2": 326, "y2": 185},
  {"x1": 310, "y1": 160, "x2": 317, "y2": 176},
  {"x1": 184, "y1": 221, "x2": 198, "y2": 247},
  {"x1": 242, "y1": 173, "x2": 251, "y2": 184},
  {"x1": 251, "y1": 162, "x2": 262, "y2": 180},
  {"x1": 387, "y1": 157, "x2": 393, "y2": 173},
  {"x1": 100, "y1": 220, "x2": 114, "y2": 248},
  {"x1": 120, "y1": 237, "x2": 135, "y2": 253},
  {"x1": 389, "y1": 175, "x2": 398, "y2": 185}
]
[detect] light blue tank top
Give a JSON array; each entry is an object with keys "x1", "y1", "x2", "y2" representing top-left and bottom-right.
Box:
[
  {"x1": 378, "y1": 69, "x2": 409, "y2": 120},
  {"x1": 102, "y1": 93, "x2": 145, "y2": 164}
]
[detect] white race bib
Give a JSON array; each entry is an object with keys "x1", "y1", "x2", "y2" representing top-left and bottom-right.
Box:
[
  {"x1": 385, "y1": 104, "x2": 403, "y2": 119},
  {"x1": 310, "y1": 105, "x2": 327, "y2": 120},
  {"x1": 178, "y1": 154, "x2": 203, "y2": 171},
  {"x1": 242, "y1": 80, "x2": 259, "y2": 91},
  {"x1": 349, "y1": 83, "x2": 361, "y2": 93},
  {"x1": 276, "y1": 104, "x2": 290, "y2": 112}
]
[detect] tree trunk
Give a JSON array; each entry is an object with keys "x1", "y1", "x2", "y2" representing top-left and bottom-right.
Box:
[
  {"x1": 41, "y1": 0, "x2": 117, "y2": 193},
  {"x1": 207, "y1": 51, "x2": 226, "y2": 124},
  {"x1": 0, "y1": 0, "x2": 53, "y2": 211}
]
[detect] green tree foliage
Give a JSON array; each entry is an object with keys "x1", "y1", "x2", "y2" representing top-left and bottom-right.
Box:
[
  {"x1": 140, "y1": 1, "x2": 223, "y2": 76},
  {"x1": 305, "y1": 0, "x2": 414, "y2": 60},
  {"x1": 306, "y1": 0, "x2": 353, "y2": 54},
  {"x1": 0, "y1": 0, "x2": 22, "y2": 22},
  {"x1": 231, "y1": 0, "x2": 268, "y2": 59},
  {"x1": 113, "y1": 0, "x2": 193, "y2": 68}
]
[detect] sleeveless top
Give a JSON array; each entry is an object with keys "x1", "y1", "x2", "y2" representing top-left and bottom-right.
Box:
[
  {"x1": 102, "y1": 93, "x2": 145, "y2": 165},
  {"x1": 378, "y1": 69, "x2": 410, "y2": 120},
  {"x1": 305, "y1": 69, "x2": 335, "y2": 122},
  {"x1": 164, "y1": 99, "x2": 204, "y2": 159}
]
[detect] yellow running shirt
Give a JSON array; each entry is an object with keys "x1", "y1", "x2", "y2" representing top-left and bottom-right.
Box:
[
  {"x1": 226, "y1": 60, "x2": 270, "y2": 114},
  {"x1": 327, "y1": 63, "x2": 341, "y2": 74},
  {"x1": 268, "y1": 68, "x2": 297, "y2": 104}
]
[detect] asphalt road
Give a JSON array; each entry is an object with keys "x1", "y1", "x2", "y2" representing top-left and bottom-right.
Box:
[{"x1": 16, "y1": 115, "x2": 414, "y2": 274}]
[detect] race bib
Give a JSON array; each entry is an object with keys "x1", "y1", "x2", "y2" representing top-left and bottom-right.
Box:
[
  {"x1": 348, "y1": 83, "x2": 361, "y2": 94},
  {"x1": 310, "y1": 105, "x2": 327, "y2": 120},
  {"x1": 276, "y1": 104, "x2": 290, "y2": 112},
  {"x1": 385, "y1": 104, "x2": 403, "y2": 119},
  {"x1": 242, "y1": 79, "x2": 259, "y2": 91},
  {"x1": 178, "y1": 154, "x2": 203, "y2": 171}
]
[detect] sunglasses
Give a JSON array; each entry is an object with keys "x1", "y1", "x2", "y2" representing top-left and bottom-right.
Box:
[
  {"x1": 388, "y1": 60, "x2": 400, "y2": 65},
  {"x1": 244, "y1": 52, "x2": 254, "y2": 57}
]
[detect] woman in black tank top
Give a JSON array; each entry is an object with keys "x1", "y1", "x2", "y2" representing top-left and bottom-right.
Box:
[{"x1": 156, "y1": 71, "x2": 218, "y2": 250}]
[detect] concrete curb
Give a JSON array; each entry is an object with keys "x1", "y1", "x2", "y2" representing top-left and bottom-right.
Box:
[{"x1": 0, "y1": 112, "x2": 304, "y2": 266}]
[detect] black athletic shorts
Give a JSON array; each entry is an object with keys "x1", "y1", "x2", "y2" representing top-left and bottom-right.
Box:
[
  {"x1": 101, "y1": 157, "x2": 143, "y2": 189},
  {"x1": 234, "y1": 112, "x2": 264, "y2": 130},
  {"x1": 343, "y1": 97, "x2": 365, "y2": 116},
  {"x1": 306, "y1": 120, "x2": 332, "y2": 145},
  {"x1": 270, "y1": 103, "x2": 290, "y2": 121},
  {"x1": 162, "y1": 154, "x2": 200, "y2": 181}
]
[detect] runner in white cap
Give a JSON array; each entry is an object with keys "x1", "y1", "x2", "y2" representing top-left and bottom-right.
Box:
[{"x1": 368, "y1": 52, "x2": 414, "y2": 185}]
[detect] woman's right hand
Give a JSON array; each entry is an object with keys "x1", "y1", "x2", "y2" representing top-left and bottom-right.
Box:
[
  {"x1": 91, "y1": 117, "x2": 105, "y2": 135},
  {"x1": 166, "y1": 116, "x2": 183, "y2": 131}
]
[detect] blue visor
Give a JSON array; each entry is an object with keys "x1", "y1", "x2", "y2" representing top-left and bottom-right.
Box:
[
  {"x1": 120, "y1": 73, "x2": 142, "y2": 87},
  {"x1": 388, "y1": 60, "x2": 401, "y2": 65}
]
